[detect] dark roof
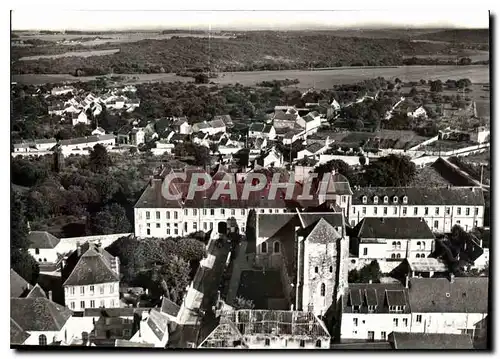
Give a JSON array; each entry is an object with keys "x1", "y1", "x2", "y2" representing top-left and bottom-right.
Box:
[
  {"x1": 344, "y1": 283, "x2": 411, "y2": 314},
  {"x1": 408, "y1": 277, "x2": 489, "y2": 313},
  {"x1": 249, "y1": 123, "x2": 265, "y2": 132},
  {"x1": 355, "y1": 218, "x2": 435, "y2": 240},
  {"x1": 63, "y1": 243, "x2": 119, "y2": 286},
  {"x1": 392, "y1": 332, "x2": 474, "y2": 350},
  {"x1": 304, "y1": 142, "x2": 324, "y2": 154},
  {"x1": 26, "y1": 284, "x2": 47, "y2": 299},
  {"x1": 352, "y1": 187, "x2": 485, "y2": 206},
  {"x1": 213, "y1": 115, "x2": 233, "y2": 126},
  {"x1": 160, "y1": 297, "x2": 181, "y2": 317},
  {"x1": 209, "y1": 119, "x2": 226, "y2": 129},
  {"x1": 28, "y1": 231, "x2": 60, "y2": 249},
  {"x1": 11, "y1": 318, "x2": 30, "y2": 345},
  {"x1": 263, "y1": 124, "x2": 274, "y2": 134},
  {"x1": 11, "y1": 269, "x2": 30, "y2": 297},
  {"x1": 302, "y1": 113, "x2": 319, "y2": 123},
  {"x1": 11, "y1": 298, "x2": 73, "y2": 331},
  {"x1": 83, "y1": 307, "x2": 151, "y2": 317},
  {"x1": 320, "y1": 173, "x2": 353, "y2": 196}
]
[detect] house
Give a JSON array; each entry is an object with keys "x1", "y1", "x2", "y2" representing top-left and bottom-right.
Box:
[
  {"x1": 254, "y1": 147, "x2": 284, "y2": 168},
  {"x1": 172, "y1": 117, "x2": 191, "y2": 135},
  {"x1": 159, "y1": 297, "x2": 181, "y2": 323},
  {"x1": 71, "y1": 111, "x2": 90, "y2": 126},
  {"x1": 213, "y1": 115, "x2": 233, "y2": 127},
  {"x1": 296, "y1": 111, "x2": 321, "y2": 134},
  {"x1": 389, "y1": 332, "x2": 474, "y2": 350},
  {"x1": 407, "y1": 106, "x2": 427, "y2": 119},
  {"x1": 408, "y1": 277, "x2": 488, "y2": 337},
  {"x1": 297, "y1": 142, "x2": 327, "y2": 160},
  {"x1": 129, "y1": 309, "x2": 170, "y2": 347},
  {"x1": 396, "y1": 257, "x2": 449, "y2": 279},
  {"x1": 199, "y1": 310, "x2": 330, "y2": 349},
  {"x1": 208, "y1": 119, "x2": 227, "y2": 134},
  {"x1": 10, "y1": 297, "x2": 75, "y2": 346},
  {"x1": 282, "y1": 129, "x2": 304, "y2": 145},
  {"x1": 62, "y1": 242, "x2": 120, "y2": 312},
  {"x1": 125, "y1": 98, "x2": 141, "y2": 112},
  {"x1": 51, "y1": 86, "x2": 75, "y2": 96},
  {"x1": 92, "y1": 127, "x2": 106, "y2": 136},
  {"x1": 27, "y1": 231, "x2": 61, "y2": 263},
  {"x1": 59, "y1": 134, "x2": 116, "y2": 153},
  {"x1": 192, "y1": 121, "x2": 213, "y2": 134},
  {"x1": 470, "y1": 126, "x2": 490, "y2": 144},
  {"x1": 106, "y1": 96, "x2": 127, "y2": 110},
  {"x1": 248, "y1": 123, "x2": 276, "y2": 140},
  {"x1": 117, "y1": 126, "x2": 145, "y2": 146},
  {"x1": 11, "y1": 269, "x2": 32, "y2": 298},
  {"x1": 122, "y1": 85, "x2": 137, "y2": 93},
  {"x1": 154, "y1": 140, "x2": 175, "y2": 155},
  {"x1": 341, "y1": 282, "x2": 412, "y2": 341},
  {"x1": 349, "y1": 187, "x2": 485, "y2": 232},
  {"x1": 352, "y1": 218, "x2": 435, "y2": 261},
  {"x1": 48, "y1": 102, "x2": 66, "y2": 116}
]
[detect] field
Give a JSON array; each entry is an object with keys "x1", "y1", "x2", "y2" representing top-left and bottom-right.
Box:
[
  {"x1": 403, "y1": 50, "x2": 489, "y2": 62},
  {"x1": 11, "y1": 65, "x2": 490, "y2": 88},
  {"x1": 19, "y1": 48, "x2": 120, "y2": 61}
]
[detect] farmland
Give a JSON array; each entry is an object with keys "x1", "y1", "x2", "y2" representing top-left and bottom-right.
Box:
[
  {"x1": 11, "y1": 65, "x2": 490, "y2": 88},
  {"x1": 18, "y1": 48, "x2": 120, "y2": 61}
]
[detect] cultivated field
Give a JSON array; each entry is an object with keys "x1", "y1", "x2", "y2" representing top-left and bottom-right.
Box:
[
  {"x1": 18, "y1": 48, "x2": 120, "y2": 61},
  {"x1": 12, "y1": 65, "x2": 490, "y2": 88}
]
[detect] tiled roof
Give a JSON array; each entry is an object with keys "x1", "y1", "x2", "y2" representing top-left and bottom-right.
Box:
[
  {"x1": 11, "y1": 318, "x2": 30, "y2": 345},
  {"x1": 63, "y1": 243, "x2": 119, "y2": 286},
  {"x1": 408, "y1": 277, "x2": 488, "y2": 313},
  {"x1": 305, "y1": 217, "x2": 342, "y2": 243},
  {"x1": 35, "y1": 138, "x2": 57, "y2": 145},
  {"x1": 213, "y1": 115, "x2": 233, "y2": 125},
  {"x1": 11, "y1": 269, "x2": 30, "y2": 297},
  {"x1": 262, "y1": 124, "x2": 274, "y2": 134},
  {"x1": 160, "y1": 297, "x2": 181, "y2": 317},
  {"x1": 84, "y1": 307, "x2": 150, "y2": 317},
  {"x1": 392, "y1": 332, "x2": 474, "y2": 350},
  {"x1": 351, "y1": 187, "x2": 485, "y2": 206},
  {"x1": 343, "y1": 283, "x2": 411, "y2": 314},
  {"x1": 249, "y1": 123, "x2": 265, "y2": 132},
  {"x1": 28, "y1": 231, "x2": 60, "y2": 249},
  {"x1": 319, "y1": 173, "x2": 353, "y2": 196},
  {"x1": 11, "y1": 298, "x2": 73, "y2": 331},
  {"x1": 147, "y1": 309, "x2": 169, "y2": 341},
  {"x1": 26, "y1": 284, "x2": 47, "y2": 299},
  {"x1": 355, "y1": 218, "x2": 435, "y2": 240},
  {"x1": 305, "y1": 142, "x2": 324, "y2": 154}
]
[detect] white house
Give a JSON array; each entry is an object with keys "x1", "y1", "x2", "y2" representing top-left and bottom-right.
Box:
[
  {"x1": 470, "y1": 126, "x2": 490, "y2": 144},
  {"x1": 71, "y1": 111, "x2": 90, "y2": 126},
  {"x1": 208, "y1": 119, "x2": 226, "y2": 135},
  {"x1": 248, "y1": 123, "x2": 276, "y2": 140},
  {"x1": 192, "y1": 121, "x2": 213, "y2": 135},
  {"x1": 297, "y1": 142, "x2": 328, "y2": 160},
  {"x1": 341, "y1": 282, "x2": 412, "y2": 341},
  {"x1": 62, "y1": 242, "x2": 120, "y2": 312},
  {"x1": 353, "y1": 217, "x2": 435, "y2": 261},
  {"x1": 51, "y1": 86, "x2": 75, "y2": 96},
  {"x1": 91, "y1": 127, "x2": 106, "y2": 136},
  {"x1": 296, "y1": 111, "x2": 321, "y2": 134},
  {"x1": 255, "y1": 147, "x2": 284, "y2": 168},
  {"x1": 129, "y1": 309, "x2": 169, "y2": 347},
  {"x1": 59, "y1": 134, "x2": 116, "y2": 153},
  {"x1": 349, "y1": 187, "x2": 485, "y2": 232},
  {"x1": 172, "y1": 118, "x2": 192, "y2": 135},
  {"x1": 282, "y1": 129, "x2": 304, "y2": 145},
  {"x1": 27, "y1": 231, "x2": 61, "y2": 263},
  {"x1": 407, "y1": 106, "x2": 427, "y2": 119}
]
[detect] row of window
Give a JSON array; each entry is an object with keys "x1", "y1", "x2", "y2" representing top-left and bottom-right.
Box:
[
  {"x1": 70, "y1": 298, "x2": 116, "y2": 310},
  {"x1": 361, "y1": 195, "x2": 409, "y2": 204},
  {"x1": 144, "y1": 222, "x2": 246, "y2": 236},
  {"x1": 262, "y1": 338, "x2": 322, "y2": 348},
  {"x1": 353, "y1": 317, "x2": 408, "y2": 327},
  {"x1": 145, "y1": 208, "x2": 248, "y2": 220},
  {"x1": 356, "y1": 206, "x2": 480, "y2": 216},
  {"x1": 67, "y1": 284, "x2": 115, "y2": 296}
]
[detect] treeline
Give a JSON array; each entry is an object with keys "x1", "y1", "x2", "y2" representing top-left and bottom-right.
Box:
[{"x1": 257, "y1": 78, "x2": 300, "y2": 88}]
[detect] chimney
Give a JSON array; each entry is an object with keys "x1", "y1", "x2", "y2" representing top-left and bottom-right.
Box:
[
  {"x1": 48, "y1": 290, "x2": 53, "y2": 301},
  {"x1": 405, "y1": 275, "x2": 409, "y2": 288},
  {"x1": 76, "y1": 242, "x2": 81, "y2": 257},
  {"x1": 450, "y1": 273, "x2": 455, "y2": 283}
]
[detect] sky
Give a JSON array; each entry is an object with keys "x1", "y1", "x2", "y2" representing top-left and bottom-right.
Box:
[{"x1": 11, "y1": 10, "x2": 490, "y2": 31}]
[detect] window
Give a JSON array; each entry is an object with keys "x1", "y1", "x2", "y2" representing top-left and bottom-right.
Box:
[
  {"x1": 384, "y1": 207, "x2": 388, "y2": 215},
  {"x1": 342, "y1": 195, "x2": 346, "y2": 203},
  {"x1": 402, "y1": 196, "x2": 408, "y2": 204},
  {"x1": 393, "y1": 318, "x2": 399, "y2": 327},
  {"x1": 203, "y1": 222, "x2": 207, "y2": 230},
  {"x1": 353, "y1": 207, "x2": 356, "y2": 214},
  {"x1": 362, "y1": 195, "x2": 367, "y2": 204},
  {"x1": 184, "y1": 209, "x2": 188, "y2": 216},
  {"x1": 393, "y1": 207, "x2": 397, "y2": 215},
  {"x1": 329, "y1": 266, "x2": 333, "y2": 273},
  {"x1": 241, "y1": 209, "x2": 246, "y2": 215},
  {"x1": 393, "y1": 196, "x2": 398, "y2": 203},
  {"x1": 210, "y1": 209, "x2": 215, "y2": 216},
  {"x1": 414, "y1": 207, "x2": 418, "y2": 215},
  {"x1": 231, "y1": 209, "x2": 235, "y2": 216},
  {"x1": 109, "y1": 285, "x2": 114, "y2": 294},
  {"x1": 374, "y1": 196, "x2": 379, "y2": 204},
  {"x1": 100, "y1": 300, "x2": 105, "y2": 307},
  {"x1": 403, "y1": 318, "x2": 408, "y2": 326},
  {"x1": 174, "y1": 229, "x2": 178, "y2": 235},
  {"x1": 422, "y1": 242, "x2": 426, "y2": 250},
  {"x1": 392, "y1": 241, "x2": 397, "y2": 249},
  {"x1": 368, "y1": 305, "x2": 376, "y2": 313},
  {"x1": 80, "y1": 287, "x2": 85, "y2": 295},
  {"x1": 362, "y1": 207, "x2": 366, "y2": 214},
  {"x1": 396, "y1": 253, "x2": 401, "y2": 259},
  {"x1": 391, "y1": 254, "x2": 396, "y2": 259},
  {"x1": 70, "y1": 287, "x2": 75, "y2": 295},
  {"x1": 156, "y1": 211, "x2": 160, "y2": 220},
  {"x1": 416, "y1": 315, "x2": 422, "y2": 323},
  {"x1": 261, "y1": 242, "x2": 267, "y2": 253},
  {"x1": 397, "y1": 241, "x2": 401, "y2": 249},
  {"x1": 300, "y1": 340, "x2": 305, "y2": 348},
  {"x1": 193, "y1": 209, "x2": 198, "y2": 216},
  {"x1": 424, "y1": 207, "x2": 429, "y2": 215},
  {"x1": 403, "y1": 207, "x2": 407, "y2": 216},
  {"x1": 146, "y1": 211, "x2": 150, "y2": 220},
  {"x1": 434, "y1": 220, "x2": 439, "y2": 229},
  {"x1": 273, "y1": 241, "x2": 280, "y2": 253},
  {"x1": 80, "y1": 301, "x2": 85, "y2": 309},
  {"x1": 264, "y1": 338, "x2": 270, "y2": 346},
  {"x1": 70, "y1": 301, "x2": 75, "y2": 309},
  {"x1": 420, "y1": 253, "x2": 426, "y2": 258},
  {"x1": 35, "y1": 248, "x2": 40, "y2": 254},
  {"x1": 193, "y1": 222, "x2": 197, "y2": 230},
  {"x1": 457, "y1": 207, "x2": 462, "y2": 215},
  {"x1": 363, "y1": 248, "x2": 368, "y2": 256},
  {"x1": 38, "y1": 334, "x2": 47, "y2": 346},
  {"x1": 90, "y1": 285, "x2": 94, "y2": 294},
  {"x1": 368, "y1": 331, "x2": 375, "y2": 341},
  {"x1": 209, "y1": 222, "x2": 213, "y2": 230},
  {"x1": 457, "y1": 220, "x2": 461, "y2": 225},
  {"x1": 383, "y1": 196, "x2": 388, "y2": 204},
  {"x1": 156, "y1": 223, "x2": 160, "y2": 228},
  {"x1": 417, "y1": 241, "x2": 421, "y2": 250},
  {"x1": 475, "y1": 207, "x2": 479, "y2": 216},
  {"x1": 374, "y1": 207, "x2": 378, "y2": 215},
  {"x1": 446, "y1": 207, "x2": 451, "y2": 215},
  {"x1": 184, "y1": 222, "x2": 187, "y2": 232},
  {"x1": 174, "y1": 212, "x2": 178, "y2": 220},
  {"x1": 147, "y1": 223, "x2": 150, "y2": 228},
  {"x1": 435, "y1": 207, "x2": 439, "y2": 215},
  {"x1": 316, "y1": 339, "x2": 322, "y2": 348},
  {"x1": 167, "y1": 211, "x2": 171, "y2": 219},
  {"x1": 146, "y1": 229, "x2": 151, "y2": 235},
  {"x1": 381, "y1": 331, "x2": 387, "y2": 340},
  {"x1": 269, "y1": 209, "x2": 273, "y2": 214},
  {"x1": 466, "y1": 208, "x2": 470, "y2": 216},
  {"x1": 353, "y1": 318, "x2": 358, "y2": 326},
  {"x1": 315, "y1": 266, "x2": 319, "y2": 274},
  {"x1": 320, "y1": 283, "x2": 326, "y2": 297},
  {"x1": 221, "y1": 209, "x2": 225, "y2": 215},
  {"x1": 260, "y1": 209, "x2": 264, "y2": 213},
  {"x1": 90, "y1": 300, "x2": 95, "y2": 308},
  {"x1": 203, "y1": 209, "x2": 207, "y2": 216},
  {"x1": 167, "y1": 229, "x2": 171, "y2": 235},
  {"x1": 416, "y1": 254, "x2": 420, "y2": 258}
]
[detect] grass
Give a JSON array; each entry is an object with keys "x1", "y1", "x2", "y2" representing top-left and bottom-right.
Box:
[
  {"x1": 19, "y1": 49, "x2": 120, "y2": 61},
  {"x1": 237, "y1": 270, "x2": 284, "y2": 309}
]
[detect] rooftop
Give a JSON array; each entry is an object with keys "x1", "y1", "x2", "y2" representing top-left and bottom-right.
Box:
[
  {"x1": 391, "y1": 332, "x2": 474, "y2": 350},
  {"x1": 355, "y1": 218, "x2": 435, "y2": 240},
  {"x1": 28, "y1": 231, "x2": 60, "y2": 249},
  {"x1": 11, "y1": 297, "x2": 73, "y2": 332},
  {"x1": 343, "y1": 283, "x2": 411, "y2": 314},
  {"x1": 407, "y1": 258, "x2": 448, "y2": 273}
]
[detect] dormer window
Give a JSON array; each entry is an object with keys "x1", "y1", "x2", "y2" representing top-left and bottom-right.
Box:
[
  {"x1": 362, "y1": 195, "x2": 367, "y2": 204},
  {"x1": 367, "y1": 305, "x2": 377, "y2": 313},
  {"x1": 383, "y1": 196, "x2": 389, "y2": 204},
  {"x1": 373, "y1": 196, "x2": 379, "y2": 204},
  {"x1": 393, "y1": 196, "x2": 398, "y2": 203},
  {"x1": 403, "y1": 196, "x2": 408, "y2": 204}
]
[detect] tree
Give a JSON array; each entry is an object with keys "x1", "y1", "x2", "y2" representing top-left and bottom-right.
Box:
[
  {"x1": 409, "y1": 87, "x2": 418, "y2": 97},
  {"x1": 11, "y1": 190, "x2": 31, "y2": 249},
  {"x1": 233, "y1": 296, "x2": 255, "y2": 310},
  {"x1": 158, "y1": 255, "x2": 191, "y2": 305},
  {"x1": 362, "y1": 154, "x2": 416, "y2": 187},
  {"x1": 358, "y1": 155, "x2": 367, "y2": 166},
  {"x1": 88, "y1": 203, "x2": 131, "y2": 235},
  {"x1": 11, "y1": 249, "x2": 39, "y2": 285},
  {"x1": 420, "y1": 79, "x2": 426, "y2": 85},
  {"x1": 194, "y1": 73, "x2": 209, "y2": 84},
  {"x1": 430, "y1": 80, "x2": 443, "y2": 92},
  {"x1": 348, "y1": 260, "x2": 381, "y2": 283},
  {"x1": 89, "y1": 144, "x2": 111, "y2": 173},
  {"x1": 193, "y1": 145, "x2": 211, "y2": 166}
]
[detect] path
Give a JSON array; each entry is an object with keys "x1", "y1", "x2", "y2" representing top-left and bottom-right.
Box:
[{"x1": 225, "y1": 240, "x2": 255, "y2": 305}]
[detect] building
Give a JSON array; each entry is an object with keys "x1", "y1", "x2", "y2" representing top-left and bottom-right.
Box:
[
  {"x1": 208, "y1": 119, "x2": 227, "y2": 134},
  {"x1": 213, "y1": 115, "x2": 233, "y2": 128},
  {"x1": 352, "y1": 218, "x2": 435, "y2": 261},
  {"x1": 256, "y1": 211, "x2": 349, "y2": 318},
  {"x1": 59, "y1": 134, "x2": 116, "y2": 153},
  {"x1": 296, "y1": 111, "x2": 321, "y2": 134},
  {"x1": 199, "y1": 310, "x2": 331, "y2": 349},
  {"x1": 408, "y1": 277, "x2": 488, "y2": 337},
  {"x1": 407, "y1": 106, "x2": 427, "y2": 119},
  {"x1": 27, "y1": 231, "x2": 61, "y2": 263},
  {"x1": 470, "y1": 126, "x2": 490, "y2": 144},
  {"x1": 62, "y1": 242, "x2": 120, "y2": 312},
  {"x1": 92, "y1": 127, "x2": 106, "y2": 136},
  {"x1": 297, "y1": 142, "x2": 328, "y2": 160},
  {"x1": 254, "y1": 147, "x2": 284, "y2": 168},
  {"x1": 11, "y1": 269, "x2": 32, "y2": 298},
  {"x1": 349, "y1": 187, "x2": 485, "y2": 232},
  {"x1": 396, "y1": 257, "x2": 449, "y2": 279},
  {"x1": 389, "y1": 332, "x2": 474, "y2": 350},
  {"x1": 172, "y1": 117, "x2": 192, "y2": 135},
  {"x1": 248, "y1": 123, "x2": 276, "y2": 140},
  {"x1": 71, "y1": 111, "x2": 90, "y2": 126},
  {"x1": 117, "y1": 126, "x2": 145, "y2": 146},
  {"x1": 192, "y1": 121, "x2": 212, "y2": 134},
  {"x1": 51, "y1": 86, "x2": 75, "y2": 96},
  {"x1": 129, "y1": 309, "x2": 170, "y2": 347},
  {"x1": 341, "y1": 282, "x2": 412, "y2": 341}
]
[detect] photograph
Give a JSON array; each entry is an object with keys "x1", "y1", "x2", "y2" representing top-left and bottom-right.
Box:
[{"x1": 10, "y1": 9, "x2": 490, "y2": 350}]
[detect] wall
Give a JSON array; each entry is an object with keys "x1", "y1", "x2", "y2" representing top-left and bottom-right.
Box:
[
  {"x1": 341, "y1": 313, "x2": 411, "y2": 340},
  {"x1": 64, "y1": 282, "x2": 120, "y2": 311},
  {"x1": 55, "y1": 233, "x2": 131, "y2": 255},
  {"x1": 28, "y1": 248, "x2": 59, "y2": 263},
  {"x1": 243, "y1": 336, "x2": 330, "y2": 349},
  {"x1": 348, "y1": 258, "x2": 403, "y2": 274},
  {"x1": 318, "y1": 154, "x2": 367, "y2": 167},
  {"x1": 410, "y1": 312, "x2": 487, "y2": 335},
  {"x1": 23, "y1": 330, "x2": 61, "y2": 346}
]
